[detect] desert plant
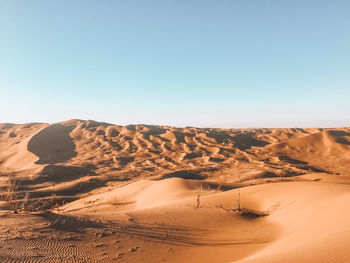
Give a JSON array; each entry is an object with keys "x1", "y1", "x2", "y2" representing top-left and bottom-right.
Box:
[
  {"x1": 216, "y1": 175, "x2": 227, "y2": 191},
  {"x1": 217, "y1": 190, "x2": 271, "y2": 218},
  {"x1": 196, "y1": 184, "x2": 203, "y2": 208},
  {"x1": 26, "y1": 193, "x2": 60, "y2": 212},
  {"x1": 232, "y1": 190, "x2": 269, "y2": 218},
  {"x1": 0, "y1": 173, "x2": 20, "y2": 213},
  {"x1": 234, "y1": 207, "x2": 269, "y2": 218},
  {"x1": 22, "y1": 192, "x2": 30, "y2": 209},
  {"x1": 16, "y1": 192, "x2": 62, "y2": 212},
  {"x1": 196, "y1": 194, "x2": 200, "y2": 208},
  {"x1": 236, "y1": 189, "x2": 241, "y2": 211},
  {"x1": 0, "y1": 173, "x2": 64, "y2": 213}
]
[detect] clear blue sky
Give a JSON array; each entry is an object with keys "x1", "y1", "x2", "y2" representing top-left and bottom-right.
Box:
[{"x1": 1, "y1": 0, "x2": 349, "y2": 128}]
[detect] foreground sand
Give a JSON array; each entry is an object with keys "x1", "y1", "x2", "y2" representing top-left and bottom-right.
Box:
[{"x1": 1, "y1": 120, "x2": 350, "y2": 262}]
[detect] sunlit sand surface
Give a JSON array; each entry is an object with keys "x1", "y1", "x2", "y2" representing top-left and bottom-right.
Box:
[{"x1": 1, "y1": 120, "x2": 350, "y2": 262}]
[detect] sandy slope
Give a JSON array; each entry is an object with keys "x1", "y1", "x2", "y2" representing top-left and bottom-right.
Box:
[
  {"x1": 238, "y1": 180, "x2": 350, "y2": 263},
  {"x1": 0, "y1": 119, "x2": 350, "y2": 262}
]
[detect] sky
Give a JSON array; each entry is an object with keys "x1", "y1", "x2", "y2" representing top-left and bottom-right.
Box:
[{"x1": 1, "y1": 0, "x2": 349, "y2": 128}]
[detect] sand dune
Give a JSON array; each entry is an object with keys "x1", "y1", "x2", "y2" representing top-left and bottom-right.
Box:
[
  {"x1": 238, "y1": 181, "x2": 350, "y2": 263},
  {"x1": 261, "y1": 129, "x2": 350, "y2": 175},
  {"x1": 1, "y1": 119, "x2": 350, "y2": 262}
]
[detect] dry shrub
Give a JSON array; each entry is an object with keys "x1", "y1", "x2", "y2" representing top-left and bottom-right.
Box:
[
  {"x1": 216, "y1": 175, "x2": 227, "y2": 191},
  {"x1": 108, "y1": 195, "x2": 130, "y2": 206},
  {"x1": 0, "y1": 172, "x2": 61, "y2": 213},
  {"x1": 22, "y1": 193, "x2": 61, "y2": 212},
  {"x1": 0, "y1": 173, "x2": 20, "y2": 213},
  {"x1": 232, "y1": 190, "x2": 269, "y2": 218},
  {"x1": 196, "y1": 184, "x2": 203, "y2": 208},
  {"x1": 234, "y1": 207, "x2": 269, "y2": 218}
]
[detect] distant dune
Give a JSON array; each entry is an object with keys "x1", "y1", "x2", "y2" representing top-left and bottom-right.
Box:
[{"x1": 1, "y1": 119, "x2": 350, "y2": 262}]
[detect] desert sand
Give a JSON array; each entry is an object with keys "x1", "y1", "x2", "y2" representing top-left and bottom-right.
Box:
[{"x1": 1, "y1": 119, "x2": 350, "y2": 262}]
